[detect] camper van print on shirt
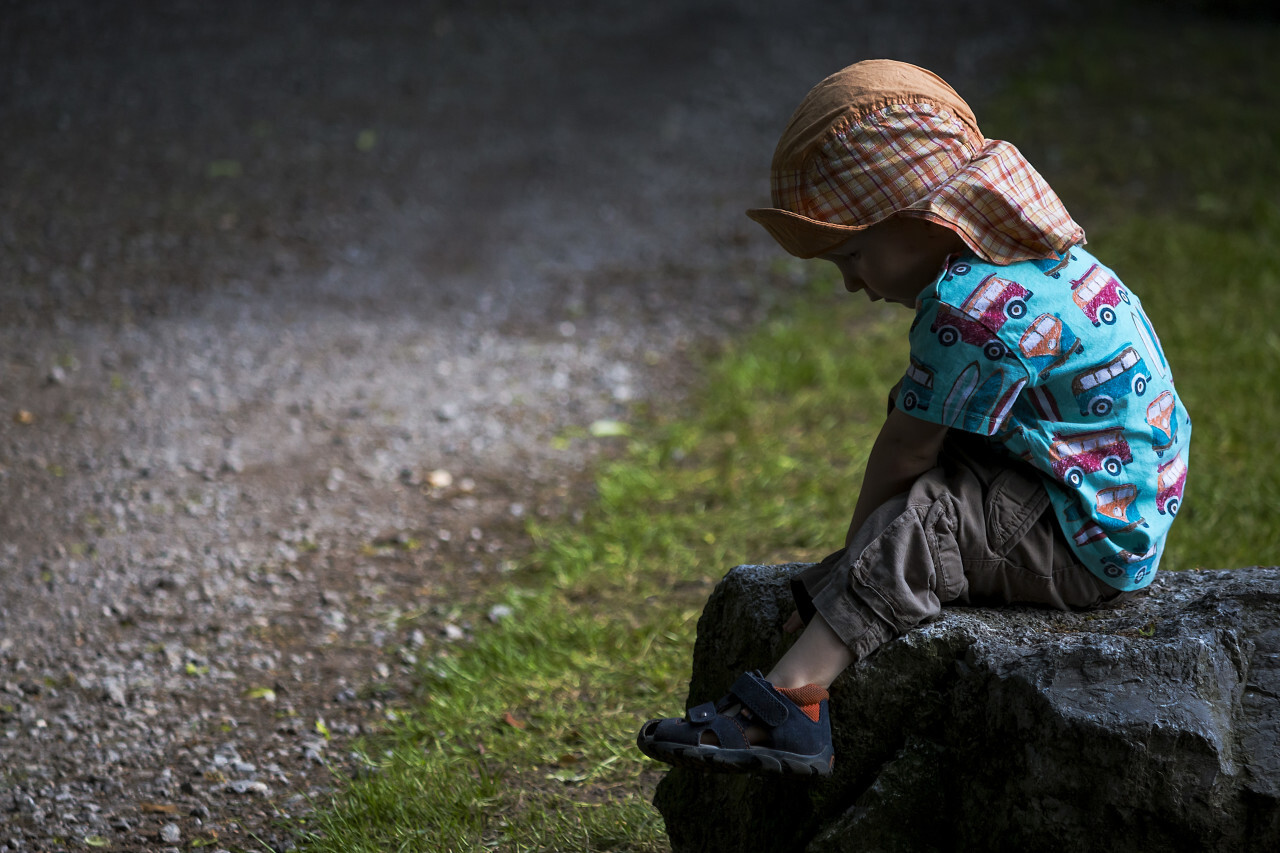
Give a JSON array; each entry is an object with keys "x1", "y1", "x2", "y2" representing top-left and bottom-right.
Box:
[
  {"x1": 899, "y1": 356, "x2": 935, "y2": 412},
  {"x1": 1019, "y1": 313, "x2": 1084, "y2": 380},
  {"x1": 1146, "y1": 391, "x2": 1178, "y2": 455},
  {"x1": 1070, "y1": 345, "x2": 1151, "y2": 418},
  {"x1": 1070, "y1": 263, "x2": 1129, "y2": 327},
  {"x1": 930, "y1": 273, "x2": 1031, "y2": 361},
  {"x1": 899, "y1": 248, "x2": 1191, "y2": 591},
  {"x1": 1049, "y1": 428, "x2": 1133, "y2": 489}
]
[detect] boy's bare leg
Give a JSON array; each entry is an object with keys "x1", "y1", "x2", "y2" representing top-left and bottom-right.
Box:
[
  {"x1": 703, "y1": 612, "x2": 855, "y2": 747},
  {"x1": 765, "y1": 612, "x2": 855, "y2": 690}
]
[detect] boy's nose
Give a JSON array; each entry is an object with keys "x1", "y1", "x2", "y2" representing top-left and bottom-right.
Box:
[{"x1": 841, "y1": 271, "x2": 865, "y2": 293}]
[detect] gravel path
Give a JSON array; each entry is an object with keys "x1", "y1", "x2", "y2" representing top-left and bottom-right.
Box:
[{"x1": 1, "y1": 2, "x2": 1062, "y2": 849}]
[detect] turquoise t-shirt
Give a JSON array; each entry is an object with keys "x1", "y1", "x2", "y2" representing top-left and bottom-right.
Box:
[{"x1": 896, "y1": 247, "x2": 1190, "y2": 591}]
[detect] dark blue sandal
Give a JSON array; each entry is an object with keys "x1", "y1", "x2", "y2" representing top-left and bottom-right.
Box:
[{"x1": 636, "y1": 671, "x2": 834, "y2": 776}]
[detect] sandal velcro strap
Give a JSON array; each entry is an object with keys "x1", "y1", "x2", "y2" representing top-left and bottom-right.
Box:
[
  {"x1": 688, "y1": 701, "x2": 717, "y2": 723},
  {"x1": 727, "y1": 671, "x2": 790, "y2": 727},
  {"x1": 684, "y1": 700, "x2": 751, "y2": 748}
]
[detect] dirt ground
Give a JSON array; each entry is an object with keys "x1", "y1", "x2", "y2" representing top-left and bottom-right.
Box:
[{"x1": 1, "y1": 2, "x2": 1068, "y2": 849}]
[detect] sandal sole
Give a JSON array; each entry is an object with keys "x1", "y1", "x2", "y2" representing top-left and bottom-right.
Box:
[{"x1": 637, "y1": 731, "x2": 834, "y2": 777}]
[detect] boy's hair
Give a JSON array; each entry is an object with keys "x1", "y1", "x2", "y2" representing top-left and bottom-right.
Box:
[{"x1": 747, "y1": 60, "x2": 1083, "y2": 265}]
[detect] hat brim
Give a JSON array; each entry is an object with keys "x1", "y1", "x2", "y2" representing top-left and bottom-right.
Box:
[
  {"x1": 748, "y1": 138, "x2": 1084, "y2": 266},
  {"x1": 744, "y1": 207, "x2": 880, "y2": 259}
]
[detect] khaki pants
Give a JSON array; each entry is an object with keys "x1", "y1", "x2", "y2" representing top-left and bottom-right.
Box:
[{"x1": 791, "y1": 433, "x2": 1130, "y2": 661}]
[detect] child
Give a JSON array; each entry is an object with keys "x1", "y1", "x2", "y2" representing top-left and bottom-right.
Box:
[{"x1": 636, "y1": 59, "x2": 1190, "y2": 777}]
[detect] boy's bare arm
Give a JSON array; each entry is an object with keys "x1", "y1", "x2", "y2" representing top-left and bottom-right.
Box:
[{"x1": 844, "y1": 408, "x2": 949, "y2": 547}]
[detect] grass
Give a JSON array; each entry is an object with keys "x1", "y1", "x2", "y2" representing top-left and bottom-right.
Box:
[
  {"x1": 297, "y1": 12, "x2": 1280, "y2": 853},
  {"x1": 294, "y1": 280, "x2": 902, "y2": 853}
]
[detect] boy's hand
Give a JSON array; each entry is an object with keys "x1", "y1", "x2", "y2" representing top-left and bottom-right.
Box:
[{"x1": 782, "y1": 611, "x2": 806, "y2": 634}]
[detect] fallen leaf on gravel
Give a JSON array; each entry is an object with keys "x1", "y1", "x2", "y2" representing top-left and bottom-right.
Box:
[
  {"x1": 427, "y1": 469, "x2": 453, "y2": 488},
  {"x1": 588, "y1": 419, "x2": 628, "y2": 437},
  {"x1": 138, "y1": 802, "x2": 178, "y2": 814},
  {"x1": 502, "y1": 711, "x2": 526, "y2": 730},
  {"x1": 83, "y1": 836, "x2": 110, "y2": 848},
  {"x1": 13, "y1": 410, "x2": 34, "y2": 425},
  {"x1": 545, "y1": 767, "x2": 588, "y2": 784},
  {"x1": 315, "y1": 718, "x2": 331, "y2": 740},
  {"x1": 244, "y1": 686, "x2": 276, "y2": 702}
]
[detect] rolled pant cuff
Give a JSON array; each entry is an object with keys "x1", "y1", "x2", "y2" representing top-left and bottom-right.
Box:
[
  {"x1": 792, "y1": 568, "x2": 895, "y2": 661},
  {"x1": 825, "y1": 593, "x2": 897, "y2": 661}
]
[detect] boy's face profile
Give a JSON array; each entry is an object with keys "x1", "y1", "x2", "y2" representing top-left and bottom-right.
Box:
[{"x1": 818, "y1": 215, "x2": 967, "y2": 308}]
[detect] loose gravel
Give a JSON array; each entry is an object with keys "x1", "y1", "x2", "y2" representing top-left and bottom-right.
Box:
[{"x1": 1, "y1": 2, "x2": 1063, "y2": 849}]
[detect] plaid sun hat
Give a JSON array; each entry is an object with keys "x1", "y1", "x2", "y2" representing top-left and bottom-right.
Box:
[{"x1": 746, "y1": 60, "x2": 1084, "y2": 263}]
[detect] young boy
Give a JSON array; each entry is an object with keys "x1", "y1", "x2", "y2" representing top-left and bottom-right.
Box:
[{"x1": 637, "y1": 59, "x2": 1190, "y2": 777}]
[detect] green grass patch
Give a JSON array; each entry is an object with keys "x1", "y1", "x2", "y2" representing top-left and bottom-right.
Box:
[
  {"x1": 300, "y1": 13, "x2": 1280, "y2": 853},
  {"x1": 298, "y1": 278, "x2": 903, "y2": 853}
]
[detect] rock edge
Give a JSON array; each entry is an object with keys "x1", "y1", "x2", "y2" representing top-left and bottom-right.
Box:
[{"x1": 654, "y1": 564, "x2": 1280, "y2": 853}]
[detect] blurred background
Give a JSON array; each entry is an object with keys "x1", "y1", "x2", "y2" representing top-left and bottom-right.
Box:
[
  {"x1": 2, "y1": 1, "x2": 1277, "y2": 851},
  {"x1": 0, "y1": 1, "x2": 1080, "y2": 847},
  {"x1": 0, "y1": 0, "x2": 1077, "y2": 651}
]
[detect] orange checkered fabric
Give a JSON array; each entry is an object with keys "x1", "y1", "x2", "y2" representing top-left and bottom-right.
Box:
[{"x1": 747, "y1": 60, "x2": 1084, "y2": 265}]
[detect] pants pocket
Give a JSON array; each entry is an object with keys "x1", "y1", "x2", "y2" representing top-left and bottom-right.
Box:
[
  {"x1": 984, "y1": 468, "x2": 1051, "y2": 557},
  {"x1": 848, "y1": 492, "x2": 963, "y2": 633}
]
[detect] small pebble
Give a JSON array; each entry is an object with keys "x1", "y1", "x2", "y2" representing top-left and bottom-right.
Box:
[{"x1": 222, "y1": 780, "x2": 271, "y2": 797}]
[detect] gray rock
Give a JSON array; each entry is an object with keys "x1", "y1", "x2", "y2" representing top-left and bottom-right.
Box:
[
  {"x1": 654, "y1": 565, "x2": 1280, "y2": 853},
  {"x1": 100, "y1": 677, "x2": 127, "y2": 708},
  {"x1": 221, "y1": 779, "x2": 271, "y2": 797}
]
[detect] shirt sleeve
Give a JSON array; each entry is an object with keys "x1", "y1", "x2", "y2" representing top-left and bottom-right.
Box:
[{"x1": 896, "y1": 295, "x2": 1031, "y2": 438}]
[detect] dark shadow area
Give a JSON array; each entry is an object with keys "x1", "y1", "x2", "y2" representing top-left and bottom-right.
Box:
[{"x1": 3, "y1": 0, "x2": 1079, "y2": 330}]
